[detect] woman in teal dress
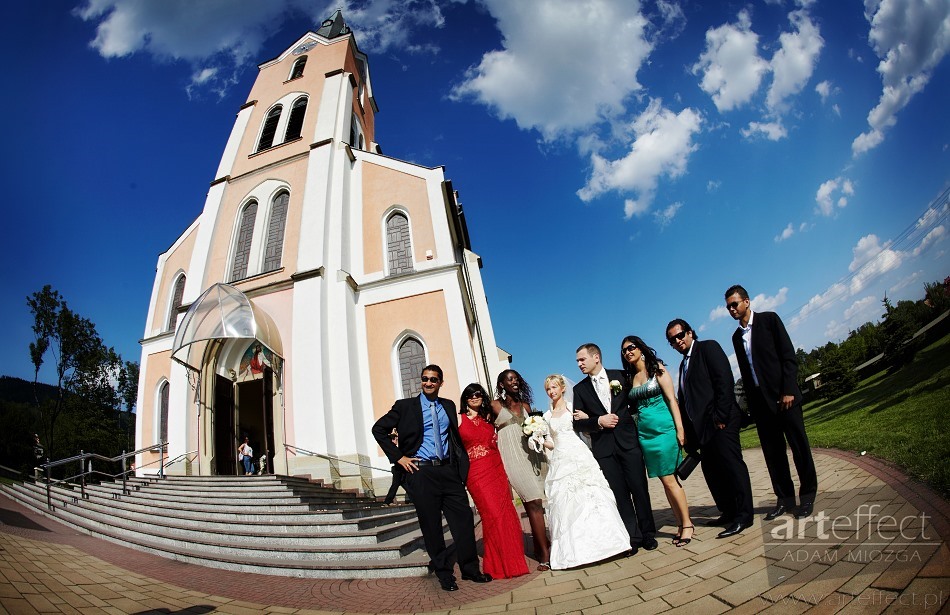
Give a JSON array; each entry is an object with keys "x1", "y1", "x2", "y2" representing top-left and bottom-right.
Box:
[{"x1": 620, "y1": 335, "x2": 695, "y2": 546}]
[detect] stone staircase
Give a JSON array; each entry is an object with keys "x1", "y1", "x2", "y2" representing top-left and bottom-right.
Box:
[{"x1": 1, "y1": 474, "x2": 438, "y2": 579}]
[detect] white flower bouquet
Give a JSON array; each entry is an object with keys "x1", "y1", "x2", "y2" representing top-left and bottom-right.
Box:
[
  {"x1": 609, "y1": 379, "x2": 622, "y2": 395},
  {"x1": 522, "y1": 414, "x2": 548, "y2": 453}
]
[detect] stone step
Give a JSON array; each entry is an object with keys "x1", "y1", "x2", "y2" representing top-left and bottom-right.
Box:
[
  {"x1": 82, "y1": 483, "x2": 371, "y2": 508},
  {"x1": 13, "y1": 483, "x2": 418, "y2": 534}
]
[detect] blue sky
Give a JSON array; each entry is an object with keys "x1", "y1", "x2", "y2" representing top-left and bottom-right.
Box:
[{"x1": 2, "y1": 0, "x2": 948, "y2": 404}]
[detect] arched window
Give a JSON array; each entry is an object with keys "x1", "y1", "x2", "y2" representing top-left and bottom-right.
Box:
[
  {"x1": 159, "y1": 381, "x2": 169, "y2": 444},
  {"x1": 284, "y1": 97, "x2": 307, "y2": 142},
  {"x1": 290, "y1": 56, "x2": 307, "y2": 80},
  {"x1": 263, "y1": 191, "x2": 289, "y2": 272},
  {"x1": 166, "y1": 274, "x2": 186, "y2": 332},
  {"x1": 257, "y1": 106, "x2": 282, "y2": 152},
  {"x1": 386, "y1": 212, "x2": 414, "y2": 275},
  {"x1": 398, "y1": 338, "x2": 426, "y2": 398},
  {"x1": 231, "y1": 201, "x2": 258, "y2": 281},
  {"x1": 349, "y1": 113, "x2": 363, "y2": 149}
]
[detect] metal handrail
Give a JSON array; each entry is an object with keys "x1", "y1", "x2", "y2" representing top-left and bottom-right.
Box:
[
  {"x1": 284, "y1": 443, "x2": 393, "y2": 474},
  {"x1": 39, "y1": 442, "x2": 167, "y2": 511},
  {"x1": 162, "y1": 450, "x2": 197, "y2": 470}
]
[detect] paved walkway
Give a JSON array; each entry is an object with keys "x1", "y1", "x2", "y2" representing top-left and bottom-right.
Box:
[{"x1": 1, "y1": 448, "x2": 947, "y2": 614}]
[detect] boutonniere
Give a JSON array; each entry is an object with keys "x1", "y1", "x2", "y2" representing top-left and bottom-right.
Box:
[{"x1": 609, "y1": 380, "x2": 622, "y2": 395}]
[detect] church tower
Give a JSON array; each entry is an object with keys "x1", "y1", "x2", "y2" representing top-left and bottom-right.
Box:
[{"x1": 134, "y1": 11, "x2": 509, "y2": 492}]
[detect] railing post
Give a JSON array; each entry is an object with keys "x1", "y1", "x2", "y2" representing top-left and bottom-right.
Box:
[
  {"x1": 80, "y1": 450, "x2": 86, "y2": 500},
  {"x1": 45, "y1": 459, "x2": 51, "y2": 511},
  {"x1": 121, "y1": 450, "x2": 128, "y2": 495},
  {"x1": 159, "y1": 443, "x2": 165, "y2": 479}
]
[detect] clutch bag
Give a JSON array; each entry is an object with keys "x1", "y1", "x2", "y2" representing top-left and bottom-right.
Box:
[{"x1": 675, "y1": 452, "x2": 701, "y2": 480}]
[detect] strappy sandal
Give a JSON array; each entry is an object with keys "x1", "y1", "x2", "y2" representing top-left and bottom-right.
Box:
[
  {"x1": 672, "y1": 525, "x2": 683, "y2": 544},
  {"x1": 674, "y1": 525, "x2": 694, "y2": 547},
  {"x1": 537, "y1": 562, "x2": 551, "y2": 571}
]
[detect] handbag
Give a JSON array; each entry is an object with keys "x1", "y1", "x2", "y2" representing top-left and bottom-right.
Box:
[{"x1": 675, "y1": 450, "x2": 701, "y2": 480}]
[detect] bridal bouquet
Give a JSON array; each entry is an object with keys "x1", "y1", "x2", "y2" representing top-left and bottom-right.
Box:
[{"x1": 522, "y1": 414, "x2": 548, "y2": 453}]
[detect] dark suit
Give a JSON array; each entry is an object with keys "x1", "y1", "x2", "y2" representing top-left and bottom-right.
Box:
[
  {"x1": 372, "y1": 395, "x2": 478, "y2": 582},
  {"x1": 677, "y1": 340, "x2": 753, "y2": 524},
  {"x1": 733, "y1": 311, "x2": 817, "y2": 507},
  {"x1": 573, "y1": 369, "x2": 655, "y2": 546}
]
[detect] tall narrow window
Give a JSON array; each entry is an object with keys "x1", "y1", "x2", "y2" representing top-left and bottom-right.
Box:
[
  {"x1": 398, "y1": 338, "x2": 426, "y2": 398},
  {"x1": 159, "y1": 381, "x2": 169, "y2": 444},
  {"x1": 256, "y1": 106, "x2": 282, "y2": 152},
  {"x1": 263, "y1": 192, "x2": 289, "y2": 272},
  {"x1": 166, "y1": 274, "x2": 186, "y2": 332},
  {"x1": 290, "y1": 56, "x2": 307, "y2": 80},
  {"x1": 284, "y1": 97, "x2": 307, "y2": 142},
  {"x1": 386, "y1": 212, "x2": 414, "y2": 275},
  {"x1": 231, "y1": 201, "x2": 258, "y2": 281}
]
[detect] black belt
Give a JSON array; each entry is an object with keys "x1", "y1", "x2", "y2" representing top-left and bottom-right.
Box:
[{"x1": 415, "y1": 458, "x2": 449, "y2": 466}]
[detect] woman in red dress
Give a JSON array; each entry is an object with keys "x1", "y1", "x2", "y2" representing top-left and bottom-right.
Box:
[{"x1": 458, "y1": 383, "x2": 529, "y2": 579}]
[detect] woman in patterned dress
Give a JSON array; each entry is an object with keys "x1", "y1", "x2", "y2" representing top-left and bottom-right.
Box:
[
  {"x1": 458, "y1": 383, "x2": 529, "y2": 578},
  {"x1": 491, "y1": 370, "x2": 551, "y2": 570}
]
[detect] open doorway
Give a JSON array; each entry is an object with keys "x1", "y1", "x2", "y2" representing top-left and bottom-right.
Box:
[
  {"x1": 235, "y1": 366, "x2": 275, "y2": 474},
  {"x1": 213, "y1": 374, "x2": 236, "y2": 475}
]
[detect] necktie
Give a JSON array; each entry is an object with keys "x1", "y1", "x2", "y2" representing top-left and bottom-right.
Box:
[
  {"x1": 679, "y1": 356, "x2": 689, "y2": 414},
  {"x1": 429, "y1": 401, "x2": 444, "y2": 459},
  {"x1": 594, "y1": 375, "x2": 611, "y2": 413}
]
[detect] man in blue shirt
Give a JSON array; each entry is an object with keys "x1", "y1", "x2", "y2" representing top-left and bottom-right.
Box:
[{"x1": 372, "y1": 365, "x2": 491, "y2": 591}]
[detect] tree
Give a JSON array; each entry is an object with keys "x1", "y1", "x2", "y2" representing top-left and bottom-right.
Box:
[
  {"x1": 819, "y1": 343, "x2": 858, "y2": 400},
  {"x1": 26, "y1": 286, "x2": 137, "y2": 461},
  {"x1": 880, "y1": 296, "x2": 922, "y2": 370}
]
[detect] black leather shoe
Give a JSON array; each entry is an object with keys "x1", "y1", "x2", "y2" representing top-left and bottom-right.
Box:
[
  {"x1": 438, "y1": 578, "x2": 459, "y2": 591},
  {"x1": 461, "y1": 572, "x2": 492, "y2": 583},
  {"x1": 705, "y1": 515, "x2": 733, "y2": 527},
  {"x1": 795, "y1": 502, "x2": 814, "y2": 519},
  {"x1": 764, "y1": 505, "x2": 789, "y2": 521},
  {"x1": 642, "y1": 537, "x2": 659, "y2": 551},
  {"x1": 717, "y1": 521, "x2": 750, "y2": 539},
  {"x1": 625, "y1": 546, "x2": 639, "y2": 557}
]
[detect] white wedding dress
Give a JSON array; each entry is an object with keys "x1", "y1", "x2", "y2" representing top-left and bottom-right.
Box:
[{"x1": 544, "y1": 410, "x2": 631, "y2": 569}]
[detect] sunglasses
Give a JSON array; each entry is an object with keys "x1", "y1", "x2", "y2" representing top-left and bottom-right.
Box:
[
  {"x1": 621, "y1": 344, "x2": 637, "y2": 354},
  {"x1": 420, "y1": 376, "x2": 441, "y2": 383},
  {"x1": 727, "y1": 301, "x2": 742, "y2": 310},
  {"x1": 667, "y1": 330, "x2": 689, "y2": 344},
  {"x1": 469, "y1": 392, "x2": 483, "y2": 398}
]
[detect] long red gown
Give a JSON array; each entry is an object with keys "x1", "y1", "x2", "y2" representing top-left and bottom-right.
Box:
[{"x1": 459, "y1": 413, "x2": 529, "y2": 578}]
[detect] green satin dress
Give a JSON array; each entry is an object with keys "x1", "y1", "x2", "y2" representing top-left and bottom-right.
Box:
[{"x1": 628, "y1": 375, "x2": 679, "y2": 478}]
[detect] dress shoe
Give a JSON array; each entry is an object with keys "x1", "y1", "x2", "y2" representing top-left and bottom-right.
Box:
[
  {"x1": 764, "y1": 504, "x2": 789, "y2": 521},
  {"x1": 704, "y1": 515, "x2": 734, "y2": 527},
  {"x1": 438, "y1": 578, "x2": 459, "y2": 591},
  {"x1": 461, "y1": 572, "x2": 492, "y2": 583},
  {"x1": 641, "y1": 537, "x2": 659, "y2": 551},
  {"x1": 795, "y1": 502, "x2": 814, "y2": 519},
  {"x1": 625, "y1": 546, "x2": 639, "y2": 557},
  {"x1": 717, "y1": 521, "x2": 750, "y2": 539}
]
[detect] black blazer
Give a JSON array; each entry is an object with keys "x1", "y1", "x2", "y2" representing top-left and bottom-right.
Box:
[
  {"x1": 573, "y1": 369, "x2": 638, "y2": 458},
  {"x1": 677, "y1": 339, "x2": 739, "y2": 448},
  {"x1": 732, "y1": 311, "x2": 802, "y2": 412},
  {"x1": 372, "y1": 395, "x2": 469, "y2": 484}
]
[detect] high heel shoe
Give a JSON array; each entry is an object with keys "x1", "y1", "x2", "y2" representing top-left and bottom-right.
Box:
[
  {"x1": 674, "y1": 525, "x2": 694, "y2": 547},
  {"x1": 672, "y1": 525, "x2": 683, "y2": 544}
]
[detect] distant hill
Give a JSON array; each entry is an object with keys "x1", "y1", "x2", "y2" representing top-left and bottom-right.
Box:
[{"x1": 0, "y1": 376, "x2": 58, "y2": 405}]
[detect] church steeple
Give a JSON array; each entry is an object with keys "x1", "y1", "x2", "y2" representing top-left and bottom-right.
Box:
[{"x1": 316, "y1": 9, "x2": 350, "y2": 39}]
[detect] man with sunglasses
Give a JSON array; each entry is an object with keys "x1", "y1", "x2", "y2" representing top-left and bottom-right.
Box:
[
  {"x1": 666, "y1": 319, "x2": 754, "y2": 538},
  {"x1": 372, "y1": 365, "x2": 491, "y2": 591},
  {"x1": 725, "y1": 285, "x2": 817, "y2": 521}
]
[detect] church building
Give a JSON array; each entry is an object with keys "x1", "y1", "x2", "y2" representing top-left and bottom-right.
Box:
[{"x1": 134, "y1": 11, "x2": 508, "y2": 493}]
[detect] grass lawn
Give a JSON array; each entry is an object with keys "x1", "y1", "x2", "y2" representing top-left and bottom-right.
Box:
[{"x1": 740, "y1": 332, "x2": 950, "y2": 498}]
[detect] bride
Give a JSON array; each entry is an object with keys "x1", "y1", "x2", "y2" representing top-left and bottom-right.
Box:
[{"x1": 541, "y1": 374, "x2": 631, "y2": 569}]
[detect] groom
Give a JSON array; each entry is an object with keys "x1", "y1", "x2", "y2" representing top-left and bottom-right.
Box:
[{"x1": 573, "y1": 343, "x2": 657, "y2": 552}]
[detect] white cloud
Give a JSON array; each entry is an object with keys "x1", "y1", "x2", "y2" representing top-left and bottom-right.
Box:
[
  {"x1": 577, "y1": 99, "x2": 703, "y2": 217},
  {"x1": 74, "y1": 0, "x2": 452, "y2": 96},
  {"x1": 775, "y1": 223, "x2": 795, "y2": 242},
  {"x1": 824, "y1": 319, "x2": 848, "y2": 340},
  {"x1": 710, "y1": 286, "x2": 788, "y2": 324},
  {"x1": 692, "y1": 10, "x2": 769, "y2": 112},
  {"x1": 742, "y1": 120, "x2": 788, "y2": 140},
  {"x1": 451, "y1": 0, "x2": 654, "y2": 140},
  {"x1": 815, "y1": 80, "x2": 833, "y2": 102},
  {"x1": 790, "y1": 282, "x2": 848, "y2": 328},
  {"x1": 843, "y1": 295, "x2": 879, "y2": 321},
  {"x1": 815, "y1": 176, "x2": 855, "y2": 216},
  {"x1": 852, "y1": 0, "x2": 950, "y2": 156},
  {"x1": 832, "y1": 103, "x2": 841, "y2": 116},
  {"x1": 848, "y1": 234, "x2": 902, "y2": 294},
  {"x1": 708, "y1": 305, "x2": 730, "y2": 322},
  {"x1": 653, "y1": 202, "x2": 683, "y2": 227},
  {"x1": 766, "y1": 8, "x2": 824, "y2": 114},
  {"x1": 707, "y1": 180, "x2": 722, "y2": 192},
  {"x1": 912, "y1": 225, "x2": 947, "y2": 256}
]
